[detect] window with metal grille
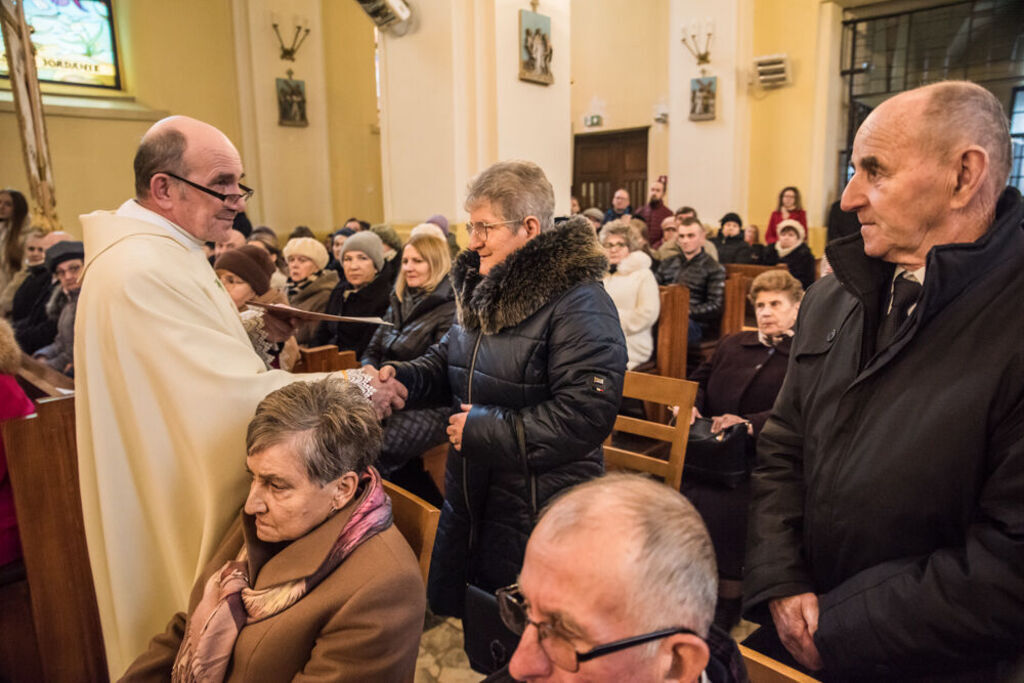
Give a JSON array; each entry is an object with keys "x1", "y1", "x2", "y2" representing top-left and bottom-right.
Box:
[
  {"x1": 839, "y1": 0, "x2": 1024, "y2": 192},
  {"x1": 1011, "y1": 87, "x2": 1024, "y2": 192}
]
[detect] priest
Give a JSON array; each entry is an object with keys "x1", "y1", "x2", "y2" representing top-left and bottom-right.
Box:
[{"x1": 74, "y1": 116, "x2": 405, "y2": 677}]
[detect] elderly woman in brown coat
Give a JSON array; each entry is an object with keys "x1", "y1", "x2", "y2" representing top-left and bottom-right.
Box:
[{"x1": 122, "y1": 378, "x2": 424, "y2": 682}]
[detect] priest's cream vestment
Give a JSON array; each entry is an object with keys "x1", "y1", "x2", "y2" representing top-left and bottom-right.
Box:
[{"x1": 75, "y1": 200, "x2": 327, "y2": 676}]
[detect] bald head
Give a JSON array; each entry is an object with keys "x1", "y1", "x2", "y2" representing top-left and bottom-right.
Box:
[
  {"x1": 533, "y1": 474, "x2": 717, "y2": 636},
  {"x1": 134, "y1": 116, "x2": 240, "y2": 199},
  {"x1": 872, "y1": 82, "x2": 1011, "y2": 205}
]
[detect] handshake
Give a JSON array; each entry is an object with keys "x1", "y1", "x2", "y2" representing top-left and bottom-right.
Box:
[{"x1": 360, "y1": 365, "x2": 408, "y2": 419}]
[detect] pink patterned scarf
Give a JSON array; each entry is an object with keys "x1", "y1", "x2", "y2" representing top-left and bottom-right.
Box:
[{"x1": 171, "y1": 467, "x2": 393, "y2": 683}]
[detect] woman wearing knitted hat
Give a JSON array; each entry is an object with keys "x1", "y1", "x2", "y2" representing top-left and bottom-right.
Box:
[
  {"x1": 314, "y1": 230, "x2": 392, "y2": 358},
  {"x1": 762, "y1": 219, "x2": 816, "y2": 290},
  {"x1": 215, "y1": 245, "x2": 299, "y2": 370},
  {"x1": 283, "y1": 237, "x2": 339, "y2": 345}
]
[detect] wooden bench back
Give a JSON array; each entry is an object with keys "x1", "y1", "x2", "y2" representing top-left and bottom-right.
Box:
[
  {"x1": 1, "y1": 395, "x2": 108, "y2": 682},
  {"x1": 381, "y1": 479, "x2": 440, "y2": 585},
  {"x1": 297, "y1": 345, "x2": 361, "y2": 373},
  {"x1": 739, "y1": 644, "x2": 821, "y2": 682},
  {"x1": 603, "y1": 371, "x2": 698, "y2": 490}
]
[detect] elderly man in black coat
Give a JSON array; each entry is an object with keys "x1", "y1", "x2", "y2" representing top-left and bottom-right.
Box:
[
  {"x1": 744, "y1": 81, "x2": 1024, "y2": 681},
  {"x1": 381, "y1": 162, "x2": 627, "y2": 646}
]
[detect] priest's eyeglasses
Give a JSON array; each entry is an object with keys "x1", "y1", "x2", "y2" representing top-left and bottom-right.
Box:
[
  {"x1": 159, "y1": 171, "x2": 255, "y2": 205},
  {"x1": 496, "y1": 584, "x2": 700, "y2": 673}
]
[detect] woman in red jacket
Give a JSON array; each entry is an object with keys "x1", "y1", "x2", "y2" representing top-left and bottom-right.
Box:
[
  {"x1": 764, "y1": 185, "x2": 807, "y2": 244},
  {"x1": 0, "y1": 318, "x2": 34, "y2": 569}
]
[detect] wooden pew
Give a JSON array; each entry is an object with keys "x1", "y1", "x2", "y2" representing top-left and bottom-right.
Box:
[
  {"x1": 297, "y1": 345, "x2": 361, "y2": 373},
  {"x1": 739, "y1": 644, "x2": 821, "y2": 683},
  {"x1": 604, "y1": 372, "x2": 698, "y2": 490},
  {"x1": 634, "y1": 284, "x2": 690, "y2": 380},
  {"x1": 15, "y1": 351, "x2": 74, "y2": 400},
  {"x1": 381, "y1": 480, "x2": 440, "y2": 586},
  {"x1": 2, "y1": 395, "x2": 108, "y2": 682}
]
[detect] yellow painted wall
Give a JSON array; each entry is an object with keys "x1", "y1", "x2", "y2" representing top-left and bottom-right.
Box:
[
  {"x1": 746, "y1": 0, "x2": 823, "y2": 232},
  {"x1": 570, "y1": 0, "x2": 670, "y2": 203},
  {"x1": 322, "y1": 1, "x2": 384, "y2": 226},
  {"x1": 0, "y1": 0, "x2": 242, "y2": 237}
]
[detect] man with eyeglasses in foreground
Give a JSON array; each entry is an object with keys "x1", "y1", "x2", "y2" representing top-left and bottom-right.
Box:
[
  {"x1": 74, "y1": 115, "x2": 406, "y2": 677},
  {"x1": 484, "y1": 473, "x2": 746, "y2": 682}
]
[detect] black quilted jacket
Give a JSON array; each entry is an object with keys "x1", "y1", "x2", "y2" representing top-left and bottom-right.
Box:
[
  {"x1": 389, "y1": 216, "x2": 627, "y2": 618},
  {"x1": 656, "y1": 248, "x2": 726, "y2": 338}
]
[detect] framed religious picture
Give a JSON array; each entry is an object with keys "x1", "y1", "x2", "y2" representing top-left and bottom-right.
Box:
[
  {"x1": 276, "y1": 73, "x2": 308, "y2": 127},
  {"x1": 518, "y1": 9, "x2": 553, "y2": 85},
  {"x1": 689, "y1": 76, "x2": 716, "y2": 121}
]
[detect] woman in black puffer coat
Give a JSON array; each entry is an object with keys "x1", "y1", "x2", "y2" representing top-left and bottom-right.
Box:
[
  {"x1": 386, "y1": 165, "x2": 627, "y2": 625},
  {"x1": 362, "y1": 233, "x2": 456, "y2": 504}
]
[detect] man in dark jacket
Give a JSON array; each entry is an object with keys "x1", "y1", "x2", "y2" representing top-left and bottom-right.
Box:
[
  {"x1": 657, "y1": 216, "x2": 725, "y2": 342},
  {"x1": 603, "y1": 187, "x2": 632, "y2": 225},
  {"x1": 381, "y1": 161, "x2": 627, "y2": 640},
  {"x1": 744, "y1": 81, "x2": 1024, "y2": 681}
]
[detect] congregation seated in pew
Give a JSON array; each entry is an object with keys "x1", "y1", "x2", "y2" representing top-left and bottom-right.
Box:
[
  {"x1": 656, "y1": 216, "x2": 725, "y2": 345},
  {"x1": 314, "y1": 230, "x2": 392, "y2": 358},
  {"x1": 682, "y1": 269, "x2": 803, "y2": 631},
  {"x1": 283, "y1": 236, "x2": 338, "y2": 346},
  {"x1": 360, "y1": 231, "x2": 456, "y2": 506},
  {"x1": 600, "y1": 220, "x2": 660, "y2": 370},
  {"x1": 31, "y1": 240, "x2": 84, "y2": 377},
  {"x1": 122, "y1": 378, "x2": 424, "y2": 683}
]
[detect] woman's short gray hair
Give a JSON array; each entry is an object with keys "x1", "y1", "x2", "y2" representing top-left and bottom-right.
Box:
[
  {"x1": 599, "y1": 221, "x2": 642, "y2": 252},
  {"x1": 465, "y1": 160, "x2": 556, "y2": 233},
  {"x1": 246, "y1": 378, "x2": 381, "y2": 484}
]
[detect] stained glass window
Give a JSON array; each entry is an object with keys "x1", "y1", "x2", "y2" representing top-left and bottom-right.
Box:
[{"x1": 0, "y1": 0, "x2": 120, "y2": 90}]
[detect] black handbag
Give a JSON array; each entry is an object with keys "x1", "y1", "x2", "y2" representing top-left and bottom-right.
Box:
[
  {"x1": 463, "y1": 583, "x2": 520, "y2": 674},
  {"x1": 683, "y1": 417, "x2": 753, "y2": 488}
]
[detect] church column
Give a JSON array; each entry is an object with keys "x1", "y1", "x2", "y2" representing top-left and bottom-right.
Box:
[{"x1": 377, "y1": 0, "x2": 571, "y2": 226}]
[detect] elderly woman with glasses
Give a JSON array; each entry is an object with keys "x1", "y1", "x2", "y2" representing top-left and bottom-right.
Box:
[
  {"x1": 123, "y1": 378, "x2": 425, "y2": 683},
  {"x1": 379, "y1": 161, "x2": 627, "y2": 673},
  {"x1": 600, "y1": 221, "x2": 660, "y2": 370}
]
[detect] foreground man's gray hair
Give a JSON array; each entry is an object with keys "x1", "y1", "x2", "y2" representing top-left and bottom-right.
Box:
[{"x1": 538, "y1": 473, "x2": 718, "y2": 638}]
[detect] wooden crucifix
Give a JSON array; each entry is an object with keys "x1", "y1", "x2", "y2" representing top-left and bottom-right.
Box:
[{"x1": 0, "y1": 0, "x2": 61, "y2": 231}]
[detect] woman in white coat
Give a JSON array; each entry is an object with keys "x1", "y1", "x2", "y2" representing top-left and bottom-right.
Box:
[{"x1": 600, "y1": 221, "x2": 660, "y2": 369}]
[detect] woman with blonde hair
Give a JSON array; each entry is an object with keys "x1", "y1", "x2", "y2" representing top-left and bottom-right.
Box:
[{"x1": 361, "y1": 233, "x2": 456, "y2": 504}]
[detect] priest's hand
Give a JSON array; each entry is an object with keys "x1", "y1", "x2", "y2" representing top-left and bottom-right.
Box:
[{"x1": 261, "y1": 309, "x2": 299, "y2": 342}]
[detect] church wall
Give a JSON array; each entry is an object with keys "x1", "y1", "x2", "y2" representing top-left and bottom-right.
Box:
[
  {"x1": 322, "y1": 1, "x2": 384, "y2": 226},
  {"x1": 0, "y1": 0, "x2": 243, "y2": 238},
  {"x1": 569, "y1": 0, "x2": 670, "y2": 204}
]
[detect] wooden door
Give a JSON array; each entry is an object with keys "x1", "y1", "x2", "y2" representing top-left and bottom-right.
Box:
[{"x1": 573, "y1": 127, "x2": 649, "y2": 213}]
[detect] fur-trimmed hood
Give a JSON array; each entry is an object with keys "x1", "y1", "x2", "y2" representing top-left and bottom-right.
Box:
[
  {"x1": 451, "y1": 216, "x2": 608, "y2": 335},
  {"x1": 0, "y1": 318, "x2": 22, "y2": 375},
  {"x1": 610, "y1": 249, "x2": 652, "y2": 276}
]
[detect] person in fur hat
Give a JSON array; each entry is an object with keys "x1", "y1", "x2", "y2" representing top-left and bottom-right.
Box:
[
  {"x1": 762, "y1": 219, "x2": 816, "y2": 290},
  {"x1": 379, "y1": 160, "x2": 627, "y2": 672}
]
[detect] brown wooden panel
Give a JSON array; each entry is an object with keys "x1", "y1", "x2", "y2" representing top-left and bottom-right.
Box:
[
  {"x1": 572, "y1": 128, "x2": 649, "y2": 214},
  {"x1": 2, "y1": 396, "x2": 109, "y2": 683}
]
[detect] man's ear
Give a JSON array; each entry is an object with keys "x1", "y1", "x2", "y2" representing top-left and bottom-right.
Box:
[
  {"x1": 149, "y1": 174, "x2": 176, "y2": 209},
  {"x1": 949, "y1": 145, "x2": 989, "y2": 211},
  {"x1": 662, "y1": 633, "x2": 709, "y2": 683}
]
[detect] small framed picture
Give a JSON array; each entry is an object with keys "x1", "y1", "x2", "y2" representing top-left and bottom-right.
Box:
[
  {"x1": 519, "y1": 9, "x2": 553, "y2": 85},
  {"x1": 276, "y1": 76, "x2": 308, "y2": 127},
  {"x1": 689, "y1": 76, "x2": 716, "y2": 121}
]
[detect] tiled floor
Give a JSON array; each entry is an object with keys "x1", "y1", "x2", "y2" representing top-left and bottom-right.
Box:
[{"x1": 414, "y1": 612, "x2": 761, "y2": 682}]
